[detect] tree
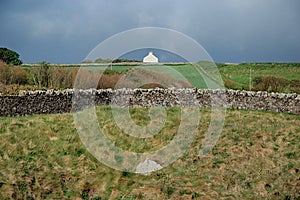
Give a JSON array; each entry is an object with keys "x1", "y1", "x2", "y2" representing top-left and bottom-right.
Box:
[{"x1": 0, "y1": 47, "x2": 22, "y2": 65}]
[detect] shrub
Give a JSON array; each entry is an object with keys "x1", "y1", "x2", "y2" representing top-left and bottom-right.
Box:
[
  {"x1": 253, "y1": 76, "x2": 289, "y2": 93},
  {"x1": 97, "y1": 74, "x2": 122, "y2": 89},
  {"x1": 0, "y1": 60, "x2": 11, "y2": 84},
  {"x1": 289, "y1": 79, "x2": 300, "y2": 93},
  {"x1": 75, "y1": 68, "x2": 100, "y2": 89},
  {"x1": 29, "y1": 62, "x2": 51, "y2": 88},
  {"x1": 0, "y1": 61, "x2": 28, "y2": 85},
  {"x1": 9, "y1": 66, "x2": 28, "y2": 85},
  {"x1": 49, "y1": 67, "x2": 77, "y2": 89},
  {"x1": 29, "y1": 63, "x2": 78, "y2": 89},
  {"x1": 224, "y1": 79, "x2": 235, "y2": 88}
]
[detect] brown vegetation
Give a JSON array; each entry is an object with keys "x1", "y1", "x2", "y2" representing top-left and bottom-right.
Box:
[
  {"x1": 75, "y1": 68, "x2": 191, "y2": 89},
  {"x1": 0, "y1": 60, "x2": 27, "y2": 85},
  {"x1": 253, "y1": 76, "x2": 299, "y2": 93},
  {"x1": 224, "y1": 79, "x2": 235, "y2": 88},
  {"x1": 1, "y1": 63, "x2": 299, "y2": 94}
]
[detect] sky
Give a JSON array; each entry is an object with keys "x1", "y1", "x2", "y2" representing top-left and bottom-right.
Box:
[{"x1": 0, "y1": 0, "x2": 300, "y2": 64}]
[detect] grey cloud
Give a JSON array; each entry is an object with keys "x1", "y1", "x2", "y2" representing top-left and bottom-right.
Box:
[{"x1": 0, "y1": 0, "x2": 299, "y2": 63}]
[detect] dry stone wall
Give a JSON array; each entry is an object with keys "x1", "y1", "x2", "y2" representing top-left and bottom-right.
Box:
[{"x1": 0, "y1": 88, "x2": 299, "y2": 116}]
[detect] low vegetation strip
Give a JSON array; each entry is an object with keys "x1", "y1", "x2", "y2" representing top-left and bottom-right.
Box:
[
  {"x1": 0, "y1": 89, "x2": 299, "y2": 116},
  {"x1": 0, "y1": 108, "x2": 299, "y2": 199},
  {"x1": 1, "y1": 61, "x2": 299, "y2": 94}
]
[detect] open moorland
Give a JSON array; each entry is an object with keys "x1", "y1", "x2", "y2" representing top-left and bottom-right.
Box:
[{"x1": 0, "y1": 107, "x2": 299, "y2": 199}]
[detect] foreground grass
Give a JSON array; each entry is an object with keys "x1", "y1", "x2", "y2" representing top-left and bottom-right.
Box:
[{"x1": 0, "y1": 107, "x2": 299, "y2": 199}]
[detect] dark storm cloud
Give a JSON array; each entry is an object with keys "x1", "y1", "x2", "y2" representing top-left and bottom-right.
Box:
[{"x1": 0, "y1": 0, "x2": 299, "y2": 63}]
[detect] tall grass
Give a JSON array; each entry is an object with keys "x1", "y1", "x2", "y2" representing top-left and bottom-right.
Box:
[{"x1": 0, "y1": 107, "x2": 299, "y2": 199}]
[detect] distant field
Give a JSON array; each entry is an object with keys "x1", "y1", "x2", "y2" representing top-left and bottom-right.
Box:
[
  {"x1": 19, "y1": 62, "x2": 300, "y2": 93},
  {"x1": 217, "y1": 63, "x2": 300, "y2": 91},
  {"x1": 0, "y1": 107, "x2": 299, "y2": 199},
  {"x1": 66, "y1": 62, "x2": 300, "y2": 91}
]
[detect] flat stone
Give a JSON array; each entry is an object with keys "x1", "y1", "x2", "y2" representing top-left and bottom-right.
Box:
[{"x1": 135, "y1": 158, "x2": 163, "y2": 175}]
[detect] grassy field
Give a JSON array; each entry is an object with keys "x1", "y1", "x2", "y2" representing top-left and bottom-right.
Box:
[
  {"x1": 75, "y1": 62, "x2": 300, "y2": 91},
  {"x1": 8, "y1": 62, "x2": 298, "y2": 95},
  {"x1": 0, "y1": 107, "x2": 299, "y2": 199},
  {"x1": 217, "y1": 63, "x2": 300, "y2": 90}
]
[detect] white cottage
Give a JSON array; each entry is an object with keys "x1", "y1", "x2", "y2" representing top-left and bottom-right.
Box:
[{"x1": 143, "y1": 51, "x2": 158, "y2": 63}]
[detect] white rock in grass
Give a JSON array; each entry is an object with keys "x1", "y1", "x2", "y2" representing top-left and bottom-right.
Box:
[{"x1": 135, "y1": 158, "x2": 163, "y2": 175}]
